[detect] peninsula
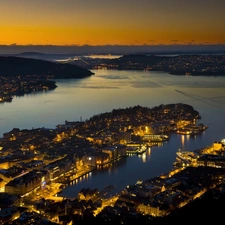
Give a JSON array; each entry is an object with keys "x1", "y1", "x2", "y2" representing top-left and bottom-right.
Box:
[
  {"x1": 0, "y1": 56, "x2": 94, "y2": 102},
  {"x1": 0, "y1": 103, "x2": 217, "y2": 224},
  {"x1": 80, "y1": 54, "x2": 225, "y2": 76},
  {"x1": 0, "y1": 56, "x2": 94, "y2": 78}
]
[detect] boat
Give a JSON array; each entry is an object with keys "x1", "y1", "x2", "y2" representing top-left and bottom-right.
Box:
[
  {"x1": 126, "y1": 145, "x2": 147, "y2": 155},
  {"x1": 176, "y1": 129, "x2": 192, "y2": 135}
]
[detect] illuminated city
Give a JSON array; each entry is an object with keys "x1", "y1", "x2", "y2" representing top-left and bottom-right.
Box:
[
  {"x1": 0, "y1": 102, "x2": 224, "y2": 224},
  {"x1": 1, "y1": 0, "x2": 225, "y2": 224}
]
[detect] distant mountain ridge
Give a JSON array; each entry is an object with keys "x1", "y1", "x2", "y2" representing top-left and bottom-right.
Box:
[
  {"x1": 18, "y1": 52, "x2": 47, "y2": 57},
  {"x1": 0, "y1": 56, "x2": 94, "y2": 78},
  {"x1": 1, "y1": 44, "x2": 225, "y2": 55}
]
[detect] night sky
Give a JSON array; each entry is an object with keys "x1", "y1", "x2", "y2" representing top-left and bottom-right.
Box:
[{"x1": 0, "y1": 0, "x2": 225, "y2": 46}]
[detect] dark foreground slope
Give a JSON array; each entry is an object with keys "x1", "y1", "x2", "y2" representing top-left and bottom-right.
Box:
[
  {"x1": 70, "y1": 189, "x2": 225, "y2": 225},
  {"x1": 0, "y1": 56, "x2": 94, "y2": 78}
]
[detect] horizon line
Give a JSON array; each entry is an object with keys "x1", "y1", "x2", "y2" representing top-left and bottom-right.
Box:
[
  {"x1": 1, "y1": 44, "x2": 225, "y2": 47},
  {"x1": 1, "y1": 44, "x2": 225, "y2": 55}
]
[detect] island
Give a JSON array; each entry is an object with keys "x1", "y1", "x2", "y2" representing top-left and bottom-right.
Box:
[{"x1": 0, "y1": 56, "x2": 94, "y2": 102}]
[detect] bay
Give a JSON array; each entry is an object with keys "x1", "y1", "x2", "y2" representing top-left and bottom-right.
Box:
[{"x1": 0, "y1": 69, "x2": 225, "y2": 198}]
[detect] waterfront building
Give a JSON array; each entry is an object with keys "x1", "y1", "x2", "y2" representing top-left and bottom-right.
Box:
[
  {"x1": 44, "y1": 157, "x2": 75, "y2": 181},
  {"x1": 5, "y1": 170, "x2": 48, "y2": 196},
  {"x1": 102, "y1": 146, "x2": 118, "y2": 161},
  {"x1": 82, "y1": 155, "x2": 97, "y2": 167},
  {"x1": 92, "y1": 152, "x2": 109, "y2": 165},
  {"x1": 197, "y1": 154, "x2": 225, "y2": 168}
]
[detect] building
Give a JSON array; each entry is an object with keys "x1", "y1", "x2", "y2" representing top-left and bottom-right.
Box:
[{"x1": 5, "y1": 170, "x2": 48, "y2": 196}]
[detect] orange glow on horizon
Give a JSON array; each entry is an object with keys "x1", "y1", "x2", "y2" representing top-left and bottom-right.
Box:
[
  {"x1": 1, "y1": 25, "x2": 225, "y2": 46},
  {"x1": 0, "y1": 0, "x2": 225, "y2": 46}
]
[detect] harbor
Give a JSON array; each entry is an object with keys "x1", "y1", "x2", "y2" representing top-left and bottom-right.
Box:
[{"x1": 173, "y1": 139, "x2": 225, "y2": 169}]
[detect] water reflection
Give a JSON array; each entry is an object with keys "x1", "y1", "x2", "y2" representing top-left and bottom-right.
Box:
[
  {"x1": 141, "y1": 152, "x2": 146, "y2": 163},
  {"x1": 0, "y1": 69, "x2": 224, "y2": 198}
]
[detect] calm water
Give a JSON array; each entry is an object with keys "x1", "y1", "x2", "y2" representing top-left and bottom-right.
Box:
[{"x1": 1, "y1": 69, "x2": 225, "y2": 198}]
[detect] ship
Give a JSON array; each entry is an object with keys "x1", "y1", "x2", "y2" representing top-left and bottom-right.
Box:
[
  {"x1": 142, "y1": 134, "x2": 169, "y2": 142},
  {"x1": 176, "y1": 129, "x2": 192, "y2": 135},
  {"x1": 176, "y1": 123, "x2": 208, "y2": 135},
  {"x1": 176, "y1": 148, "x2": 198, "y2": 163},
  {"x1": 126, "y1": 145, "x2": 147, "y2": 155}
]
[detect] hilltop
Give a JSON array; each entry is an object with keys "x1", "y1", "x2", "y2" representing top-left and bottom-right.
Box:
[{"x1": 0, "y1": 56, "x2": 94, "y2": 78}]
